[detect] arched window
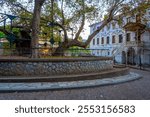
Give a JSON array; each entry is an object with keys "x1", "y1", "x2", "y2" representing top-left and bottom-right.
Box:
[
  {"x1": 101, "y1": 37, "x2": 104, "y2": 44},
  {"x1": 119, "y1": 34, "x2": 123, "y2": 43},
  {"x1": 107, "y1": 36, "x2": 110, "y2": 44},
  {"x1": 112, "y1": 35, "x2": 116, "y2": 43},
  {"x1": 97, "y1": 38, "x2": 99, "y2": 45},
  {"x1": 93, "y1": 39, "x2": 95, "y2": 45},
  {"x1": 126, "y1": 33, "x2": 131, "y2": 42}
]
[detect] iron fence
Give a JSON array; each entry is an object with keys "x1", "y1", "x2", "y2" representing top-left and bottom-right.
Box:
[{"x1": 0, "y1": 47, "x2": 103, "y2": 58}]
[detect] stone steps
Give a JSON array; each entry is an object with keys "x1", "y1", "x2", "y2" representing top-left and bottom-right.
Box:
[
  {"x1": 113, "y1": 64, "x2": 126, "y2": 68},
  {"x1": 0, "y1": 72, "x2": 141, "y2": 92},
  {"x1": 0, "y1": 68, "x2": 129, "y2": 83}
]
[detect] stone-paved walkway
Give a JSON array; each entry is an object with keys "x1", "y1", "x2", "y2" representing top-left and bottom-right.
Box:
[{"x1": 0, "y1": 68, "x2": 149, "y2": 100}]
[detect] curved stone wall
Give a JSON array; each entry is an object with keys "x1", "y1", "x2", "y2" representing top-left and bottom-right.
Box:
[{"x1": 0, "y1": 57, "x2": 113, "y2": 76}]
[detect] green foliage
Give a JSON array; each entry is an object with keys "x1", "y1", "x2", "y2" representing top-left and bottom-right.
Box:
[
  {"x1": 0, "y1": 32, "x2": 6, "y2": 38},
  {"x1": 2, "y1": 42, "x2": 16, "y2": 55},
  {"x1": 118, "y1": 18, "x2": 123, "y2": 26},
  {"x1": 78, "y1": 36, "x2": 83, "y2": 42},
  {"x1": 104, "y1": 14, "x2": 108, "y2": 20},
  {"x1": 67, "y1": 46, "x2": 91, "y2": 57},
  {"x1": 1, "y1": 0, "x2": 149, "y2": 56}
]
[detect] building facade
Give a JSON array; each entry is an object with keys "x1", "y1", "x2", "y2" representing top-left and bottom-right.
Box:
[{"x1": 89, "y1": 8, "x2": 150, "y2": 66}]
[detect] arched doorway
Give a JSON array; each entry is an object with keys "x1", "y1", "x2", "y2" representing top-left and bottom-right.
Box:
[
  {"x1": 122, "y1": 51, "x2": 126, "y2": 64},
  {"x1": 127, "y1": 47, "x2": 136, "y2": 65}
]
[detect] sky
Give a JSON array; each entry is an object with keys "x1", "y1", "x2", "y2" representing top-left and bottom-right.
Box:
[{"x1": 80, "y1": 21, "x2": 90, "y2": 40}]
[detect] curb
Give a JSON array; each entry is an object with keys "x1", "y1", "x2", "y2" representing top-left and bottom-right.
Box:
[
  {"x1": 0, "y1": 68, "x2": 129, "y2": 83},
  {"x1": 0, "y1": 72, "x2": 142, "y2": 92}
]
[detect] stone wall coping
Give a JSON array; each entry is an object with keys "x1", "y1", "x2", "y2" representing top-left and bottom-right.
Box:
[{"x1": 0, "y1": 57, "x2": 113, "y2": 62}]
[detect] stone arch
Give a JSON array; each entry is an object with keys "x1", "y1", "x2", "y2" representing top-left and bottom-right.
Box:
[
  {"x1": 127, "y1": 47, "x2": 136, "y2": 65},
  {"x1": 122, "y1": 51, "x2": 126, "y2": 64}
]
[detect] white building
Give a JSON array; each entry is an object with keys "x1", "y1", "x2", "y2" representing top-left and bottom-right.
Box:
[{"x1": 89, "y1": 8, "x2": 150, "y2": 66}]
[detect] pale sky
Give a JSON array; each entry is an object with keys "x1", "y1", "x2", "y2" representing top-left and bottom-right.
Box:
[{"x1": 80, "y1": 21, "x2": 91, "y2": 40}]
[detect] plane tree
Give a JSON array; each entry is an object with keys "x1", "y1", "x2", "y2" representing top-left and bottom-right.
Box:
[
  {"x1": 0, "y1": 0, "x2": 149, "y2": 57},
  {"x1": 31, "y1": 0, "x2": 126, "y2": 57}
]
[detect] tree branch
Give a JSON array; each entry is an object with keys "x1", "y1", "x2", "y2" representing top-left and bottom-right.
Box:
[
  {"x1": 74, "y1": 0, "x2": 85, "y2": 41},
  {"x1": 6, "y1": 1, "x2": 32, "y2": 15},
  {"x1": 61, "y1": 0, "x2": 65, "y2": 25},
  {"x1": 68, "y1": 1, "x2": 121, "y2": 48},
  {"x1": 54, "y1": 22, "x2": 69, "y2": 43}
]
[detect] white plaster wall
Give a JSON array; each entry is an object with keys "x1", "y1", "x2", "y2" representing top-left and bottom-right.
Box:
[
  {"x1": 142, "y1": 31, "x2": 150, "y2": 42},
  {"x1": 89, "y1": 8, "x2": 150, "y2": 64}
]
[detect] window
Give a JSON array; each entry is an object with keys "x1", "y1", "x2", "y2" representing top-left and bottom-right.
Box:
[
  {"x1": 119, "y1": 34, "x2": 123, "y2": 43},
  {"x1": 136, "y1": 15, "x2": 141, "y2": 22},
  {"x1": 101, "y1": 37, "x2": 104, "y2": 44},
  {"x1": 126, "y1": 33, "x2": 131, "y2": 42},
  {"x1": 107, "y1": 36, "x2": 110, "y2": 44},
  {"x1": 97, "y1": 38, "x2": 99, "y2": 45},
  {"x1": 112, "y1": 35, "x2": 116, "y2": 43},
  {"x1": 93, "y1": 39, "x2": 95, "y2": 45},
  {"x1": 127, "y1": 17, "x2": 131, "y2": 23}
]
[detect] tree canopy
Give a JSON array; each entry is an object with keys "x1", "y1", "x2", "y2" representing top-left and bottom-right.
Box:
[{"x1": 0, "y1": 0, "x2": 149, "y2": 57}]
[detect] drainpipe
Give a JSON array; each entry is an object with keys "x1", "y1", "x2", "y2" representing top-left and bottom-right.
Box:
[
  {"x1": 139, "y1": 49, "x2": 142, "y2": 70},
  {"x1": 136, "y1": 29, "x2": 139, "y2": 66},
  {"x1": 125, "y1": 52, "x2": 127, "y2": 67}
]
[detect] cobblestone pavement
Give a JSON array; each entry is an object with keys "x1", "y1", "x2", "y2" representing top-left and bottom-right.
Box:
[{"x1": 0, "y1": 68, "x2": 149, "y2": 100}]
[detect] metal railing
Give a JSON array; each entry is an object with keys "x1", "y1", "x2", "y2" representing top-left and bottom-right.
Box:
[
  {"x1": 0, "y1": 47, "x2": 95, "y2": 58},
  {"x1": 126, "y1": 41, "x2": 144, "y2": 47}
]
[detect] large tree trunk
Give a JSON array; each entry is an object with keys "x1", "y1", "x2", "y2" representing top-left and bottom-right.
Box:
[
  {"x1": 52, "y1": 42, "x2": 69, "y2": 56},
  {"x1": 31, "y1": 0, "x2": 45, "y2": 58},
  {"x1": 52, "y1": 46, "x2": 67, "y2": 56}
]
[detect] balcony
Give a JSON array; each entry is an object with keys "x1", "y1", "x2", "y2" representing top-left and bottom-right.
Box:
[
  {"x1": 123, "y1": 22, "x2": 146, "y2": 32},
  {"x1": 126, "y1": 41, "x2": 144, "y2": 47},
  {"x1": 123, "y1": 15, "x2": 146, "y2": 32}
]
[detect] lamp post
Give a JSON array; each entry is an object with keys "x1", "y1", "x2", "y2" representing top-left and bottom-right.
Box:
[{"x1": 50, "y1": 0, "x2": 55, "y2": 46}]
